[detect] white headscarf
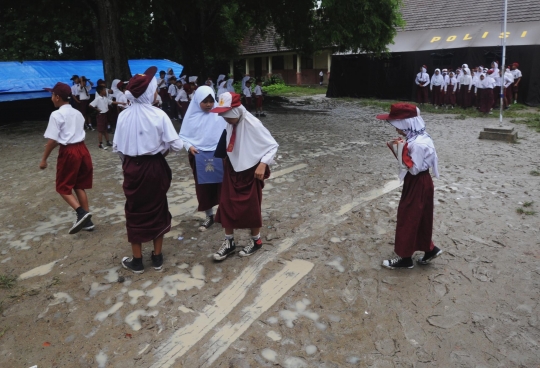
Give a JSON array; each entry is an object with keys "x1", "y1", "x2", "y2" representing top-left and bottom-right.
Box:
[
  {"x1": 110, "y1": 79, "x2": 121, "y2": 98},
  {"x1": 217, "y1": 81, "x2": 228, "y2": 96},
  {"x1": 113, "y1": 76, "x2": 182, "y2": 156},
  {"x1": 219, "y1": 105, "x2": 279, "y2": 172},
  {"x1": 226, "y1": 78, "x2": 235, "y2": 92},
  {"x1": 217, "y1": 74, "x2": 225, "y2": 85},
  {"x1": 431, "y1": 69, "x2": 444, "y2": 85},
  {"x1": 179, "y1": 86, "x2": 226, "y2": 152},
  {"x1": 241, "y1": 76, "x2": 251, "y2": 90},
  {"x1": 387, "y1": 108, "x2": 439, "y2": 180}
]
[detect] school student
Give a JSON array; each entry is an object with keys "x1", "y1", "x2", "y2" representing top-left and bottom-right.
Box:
[
  {"x1": 40, "y1": 82, "x2": 94, "y2": 234},
  {"x1": 319, "y1": 70, "x2": 324, "y2": 86},
  {"x1": 415, "y1": 65, "x2": 430, "y2": 104},
  {"x1": 503, "y1": 67, "x2": 514, "y2": 109},
  {"x1": 375, "y1": 103, "x2": 442, "y2": 269},
  {"x1": 459, "y1": 68, "x2": 473, "y2": 108},
  {"x1": 430, "y1": 69, "x2": 444, "y2": 108},
  {"x1": 241, "y1": 75, "x2": 251, "y2": 91},
  {"x1": 89, "y1": 85, "x2": 114, "y2": 149},
  {"x1": 113, "y1": 66, "x2": 184, "y2": 274},
  {"x1": 205, "y1": 77, "x2": 214, "y2": 90},
  {"x1": 78, "y1": 76, "x2": 94, "y2": 130},
  {"x1": 443, "y1": 71, "x2": 457, "y2": 108},
  {"x1": 476, "y1": 74, "x2": 493, "y2": 114},
  {"x1": 511, "y1": 63, "x2": 522, "y2": 104},
  {"x1": 168, "y1": 77, "x2": 179, "y2": 120},
  {"x1": 217, "y1": 80, "x2": 228, "y2": 96},
  {"x1": 179, "y1": 86, "x2": 227, "y2": 231},
  {"x1": 254, "y1": 79, "x2": 265, "y2": 117},
  {"x1": 210, "y1": 92, "x2": 279, "y2": 260},
  {"x1": 454, "y1": 69, "x2": 462, "y2": 107},
  {"x1": 116, "y1": 81, "x2": 129, "y2": 111},
  {"x1": 70, "y1": 75, "x2": 80, "y2": 110},
  {"x1": 226, "y1": 76, "x2": 235, "y2": 92},
  {"x1": 175, "y1": 82, "x2": 189, "y2": 119},
  {"x1": 243, "y1": 80, "x2": 253, "y2": 110}
]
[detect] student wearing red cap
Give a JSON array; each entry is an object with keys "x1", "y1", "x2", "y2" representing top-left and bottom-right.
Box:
[
  {"x1": 210, "y1": 92, "x2": 279, "y2": 260},
  {"x1": 40, "y1": 82, "x2": 94, "y2": 234},
  {"x1": 511, "y1": 63, "x2": 522, "y2": 104},
  {"x1": 376, "y1": 103, "x2": 442, "y2": 269},
  {"x1": 415, "y1": 65, "x2": 430, "y2": 104},
  {"x1": 113, "y1": 66, "x2": 184, "y2": 274}
]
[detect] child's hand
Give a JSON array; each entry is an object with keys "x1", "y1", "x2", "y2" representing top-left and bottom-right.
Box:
[
  {"x1": 254, "y1": 162, "x2": 267, "y2": 180},
  {"x1": 39, "y1": 160, "x2": 47, "y2": 169},
  {"x1": 189, "y1": 146, "x2": 199, "y2": 155}
]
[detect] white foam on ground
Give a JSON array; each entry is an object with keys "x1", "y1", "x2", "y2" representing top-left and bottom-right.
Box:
[
  {"x1": 18, "y1": 257, "x2": 65, "y2": 280},
  {"x1": 261, "y1": 348, "x2": 278, "y2": 362},
  {"x1": 279, "y1": 299, "x2": 320, "y2": 328},
  {"x1": 49, "y1": 292, "x2": 73, "y2": 306},
  {"x1": 125, "y1": 309, "x2": 159, "y2": 331},
  {"x1": 90, "y1": 282, "x2": 112, "y2": 297},
  {"x1": 94, "y1": 302, "x2": 124, "y2": 322},
  {"x1": 96, "y1": 351, "x2": 108, "y2": 368},
  {"x1": 326, "y1": 257, "x2": 345, "y2": 273},
  {"x1": 305, "y1": 345, "x2": 317, "y2": 355},
  {"x1": 267, "y1": 330, "x2": 282, "y2": 341},
  {"x1": 128, "y1": 290, "x2": 145, "y2": 305}
]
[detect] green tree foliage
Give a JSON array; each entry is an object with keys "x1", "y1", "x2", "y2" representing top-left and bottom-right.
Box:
[{"x1": 0, "y1": 0, "x2": 403, "y2": 76}]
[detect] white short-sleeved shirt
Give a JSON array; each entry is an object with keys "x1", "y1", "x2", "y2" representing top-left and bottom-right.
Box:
[
  {"x1": 511, "y1": 69, "x2": 522, "y2": 80},
  {"x1": 254, "y1": 85, "x2": 263, "y2": 96},
  {"x1": 168, "y1": 84, "x2": 178, "y2": 96},
  {"x1": 78, "y1": 84, "x2": 92, "y2": 100},
  {"x1": 44, "y1": 104, "x2": 86, "y2": 145},
  {"x1": 175, "y1": 89, "x2": 189, "y2": 102},
  {"x1": 71, "y1": 84, "x2": 79, "y2": 96},
  {"x1": 90, "y1": 94, "x2": 112, "y2": 113},
  {"x1": 243, "y1": 87, "x2": 252, "y2": 97}
]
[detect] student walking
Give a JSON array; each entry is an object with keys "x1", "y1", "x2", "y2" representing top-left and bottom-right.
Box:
[
  {"x1": 375, "y1": 103, "x2": 442, "y2": 269},
  {"x1": 40, "y1": 82, "x2": 94, "y2": 234}
]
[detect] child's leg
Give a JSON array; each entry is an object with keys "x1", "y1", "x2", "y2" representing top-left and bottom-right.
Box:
[
  {"x1": 251, "y1": 228, "x2": 260, "y2": 237},
  {"x1": 153, "y1": 235, "x2": 163, "y2": 255},
  {"x1": 104, "y1": 132, "x2": 110, "y2": 142},
  {"x1": 74, "y1": 189, "x2": 89, "y2": 212},
  {"x1": 131, "y1": 243, "x2": 143, "y2": 258},
  {"x1": 60, "y1": 192, "x2": 81, "y2": 211},
  {"x1": 98, "y1": 132, "x2": 103, "y2": 143},
  {"x1": 225, "y1": 228, "x2": 234, "y2": 236}
]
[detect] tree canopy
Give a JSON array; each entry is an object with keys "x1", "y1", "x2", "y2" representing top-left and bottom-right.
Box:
[{"x1": 0, "y1": 0, "x2": 404, "y2": 79}]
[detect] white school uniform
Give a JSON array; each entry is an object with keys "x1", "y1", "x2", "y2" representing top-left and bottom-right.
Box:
[
  {"x1": 78, "y1": 84, "x2": 92, "y2": 100},
  {"x1": 243, "y1": 86, "x2": 252, "y2": 97},
  {"x1": 511, "y1": 69, "x2": 522, "y2": 80},
  {"x1": 168, "y1": 84, "x2": 178, "y2": 98},
  {"x1": 90, "y1": 94, "x2": 112, "y2": 113},
  {"x1": 44, "y1": 104, "x2": 86, "y2": 145},
  {"x1": 415, "y1": 70, "x2": 430, "y2": 86},
  {"x1": 254, "y1": 85, "x2": 263, "y2": 96},
  {"x1": 175, "y1": 89, "x2": 189, "y2": 102},
  {"x1": 71, "y1": 84, "x2": 80, "y2": 97}
]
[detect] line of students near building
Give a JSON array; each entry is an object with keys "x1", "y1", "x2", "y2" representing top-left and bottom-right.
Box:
[{"x1": 415, "y1": 62, "x2": 522, "y2": 113}]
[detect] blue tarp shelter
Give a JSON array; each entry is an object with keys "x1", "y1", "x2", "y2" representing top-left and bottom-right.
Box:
[{"x1": 0, "y1": 59, "x2": 183, "y2": 102}]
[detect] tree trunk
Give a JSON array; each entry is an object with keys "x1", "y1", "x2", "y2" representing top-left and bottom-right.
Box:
[{"x1": 90, "y1": 0, "x2": 131, "y2": 82}]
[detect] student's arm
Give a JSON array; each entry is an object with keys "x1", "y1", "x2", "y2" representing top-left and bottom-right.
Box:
[
  {"x1": 515, "y1": 77, "x2": 521, "y2": 86},
  {"x1": 415, "y1": 74, "x2": 420, "y2": 85},
  {"x1": 40, "y1": 139, "x2": 58, "y2": 169},
  {"x1": 89, "y1": 99, "x2": 101, "y2": 112}
]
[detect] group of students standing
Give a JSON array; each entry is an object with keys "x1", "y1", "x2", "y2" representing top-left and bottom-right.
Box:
[
  {"x1": 415, "y1": 61, "x2": 522, "y2": 113},
  {"x1": 40, "y1": 66, "x2": 278, "y2": 274}
]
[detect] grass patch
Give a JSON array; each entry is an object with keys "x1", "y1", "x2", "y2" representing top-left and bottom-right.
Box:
[
  {"x1": 0, "y1": 275, "x2": 17, "y2": 289},
  {"x1": 523, "y1": 201, "x2": 533, "y2": 207},
  {"x1": 517, "y1": 207, "x2": 536, "y2": 215},
  {"x1": 263, "y1": 85, "x2": 327, "y2": 96},
  {"x1": 530, "y1": 170, "x2": 540, "y2": 176},
  {"x1": 510, "y1": 115, "x2": 540, "y2": 132},
  {"x1": 455, "y1": 114, "x2": 467, "y2": 120}
]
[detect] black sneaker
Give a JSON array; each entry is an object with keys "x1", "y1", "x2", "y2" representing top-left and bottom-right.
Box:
[
  {"x1": 69, "y1": 210, "x2": 92, "y2": 234},
  {"x1": 239, "y1": 238, "x2": 263, "y2": 257},
  {"x1": 260, "y1": 113, "x2": 266, "y2": 117},
  {"x1": 82, "y1": 219, "x2": 95, "y2": 231},
  {"x1": 199, "y1": 215, "x2": 214, "y2": 232},
  {"x1": 122, "y1": 256, "x2": 144, "y2": 274},
  {"x1": 106, "y1": 141, "x2": 113, "y2": 147},
  {"x1": 213, "y1": 238, "x2": 236, "y2": 261},
  {"x1": 382, "y1": 256, "x2": 414, "y2": 269},
  {"x1": 98, "y1": 143, "x2": 108, "y2": 150},
  {"x1": 88, "y1": 125, "x2": 95, "y2": 131},
  {"x1": 416, "y1": 246, "x2": 443, "y2": 265},
  {"x1": 151, "y1": 251, "x2": 163, "y2": 271}
]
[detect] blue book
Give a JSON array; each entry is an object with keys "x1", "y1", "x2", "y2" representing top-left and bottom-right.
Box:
[{"x1": 195, "y1": 151, "x2": 224, "y2": 184}]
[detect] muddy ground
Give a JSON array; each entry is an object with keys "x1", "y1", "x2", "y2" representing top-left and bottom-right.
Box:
[{"x1": 0, "y1": 96, "x2": 539, "y2": 368}]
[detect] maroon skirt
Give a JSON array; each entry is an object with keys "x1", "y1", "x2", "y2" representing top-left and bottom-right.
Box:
[
  {"x1": 188, "y1": 153, "x2": 221, "y2": 211},
  {"x1": 180, "y1": 101, "x2": 189, "y2": 119},
  {"x1": 416, "y1": 85, "x2": 428, "y2": 103},
  {"x1": 394, "y1": 170, "x2": 435, "y2": 258},
  {"x1": 96, "y1": 113, "x2": 108, "y2": 133},
  {"x1": 122, "y1": 153, "x2": 172, "y2": 243},
  {"x1": 445, "y1": 87, "x2": 456, "y2": 106},
  {"x1": 460, "y1": 86, "x2": 472, "y2": 107},
  {"x1": 431, "y1": 86, "x2": 442, "y2": 105},
  {"x1": 79, "y1": 100, "x2": 89, "y2": 117},
  {"x1": 479, "y1": 88, "x2": 493, "y2": 113},
  {"x1": 215, "y1": 157, "x2": 270, "y2": 229}
]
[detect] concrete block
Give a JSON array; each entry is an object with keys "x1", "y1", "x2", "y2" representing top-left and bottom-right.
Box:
[
  {"x1": 479, "y1": 130, "x2": 518, "y2": 143},
  {"x1": 483, "y1": 126, "x2": 515, "y2": 134}
]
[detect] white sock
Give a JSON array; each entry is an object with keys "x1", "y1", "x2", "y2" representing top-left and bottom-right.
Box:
[
  {"x1": 205, "y1": 208, "x2": 214, "y2": 217},
  {"x1": 225, "y1": 234, "x2": 234, "y2": 240},
  {"x1": 251, "y1": 233, "x2": 260, "y2": 240}
]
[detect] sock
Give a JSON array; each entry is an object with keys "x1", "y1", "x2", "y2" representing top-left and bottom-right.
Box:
[
  {"x1": 75, "y1": 206, "x2": 86, "y2": 216},
  {"x1": 225, "y1": 234, "x2": 234, "y2": 240},
  {"x1": 205, "y1": 208, "x2": 214, "y2": 217},
  {"x1": 251, "y1": 233, "x2": 260, "y2": 240}
]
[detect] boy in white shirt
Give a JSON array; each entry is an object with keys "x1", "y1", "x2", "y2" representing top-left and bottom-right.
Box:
[
  {"x1": 89, "y1": 85, "x2": 113, "y2": 149},
  {"x1": 243, "y1": 80, "x2": 253, "y2": 111},
  {"x1": 78, "y1": 76, "x2": 94, "y2": 130},
  {"x1": 254, "y1": 79, "x2": 265, "y2": 117},
  {"x1": 175, "y1": 82, "x2": 189, "y2": 119},
  {"x1": 168, "y1": 77, "x2": 179, "y2": 120},
  {"x1": 70, "y1": 75, "x2": 80, "y2": 110},
  {"x1": 511, "y1": 62, "x2": 522, "y2": 104},
  {"x1": 40, "y1": 82, "x2": 94, "y2": 234}
]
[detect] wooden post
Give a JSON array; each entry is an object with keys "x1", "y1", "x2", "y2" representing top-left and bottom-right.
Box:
[
  {"x1": 245, "y1": 58, "x2": 250, "y2": 75},
  {"x1": 268, "y1": 56, "x2": 273, "y2": 78},
  {"x1": 327, "y1": 52, "x2": 332, "y2": 82},
  {"x1": 296, "y1": 54, "x2": 301, "y2": 86},
  {"x1": 229, "y1": 59, "x2": 234, "y2": 77}
]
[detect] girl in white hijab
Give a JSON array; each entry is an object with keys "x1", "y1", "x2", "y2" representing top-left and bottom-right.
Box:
[
  {"x1": 226, "y1": 76, "x2": 235, "y2": 92},
  {"x1": 210, "y1": 92, "x2": 278, "y2": 261},
  {"x1": 217, "y1": 80, "x2": 228, "y2": 96},
  {"x1": 113, "y1": 66, "x2": 184, "y2": 274},
  {"x1": 179, "y1": 86, "x2": 227, "y2": 230},
  {"x1": 376, "y1": 103, "x2": 441, "y2": 270},
  {"x1": 430, "y1": 69, "x2": 445, "y2": 108}
]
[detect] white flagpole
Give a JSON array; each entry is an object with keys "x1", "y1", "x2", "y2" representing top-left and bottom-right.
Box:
[{"x1": 499, "y1": 0, "x2": 508, "y2": 124}]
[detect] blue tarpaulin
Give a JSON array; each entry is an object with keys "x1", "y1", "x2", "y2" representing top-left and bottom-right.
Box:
[{"x1": 0, "y1": 59, "x2": 183, "y2": 102}]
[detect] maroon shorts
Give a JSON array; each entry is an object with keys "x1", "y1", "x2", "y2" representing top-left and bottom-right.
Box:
[
  {"x1": 256, "y1": 96, "x2": 263, "y2": 108},
  {"x1": 56, "y1": 142, "x2": 93, "y2": 195},
  {"x1": 78, "y1": 100, "x2": 89, "y2": 117},
  {"x1": 96, "y1": 113, "x2": 108, "y2": 133}
]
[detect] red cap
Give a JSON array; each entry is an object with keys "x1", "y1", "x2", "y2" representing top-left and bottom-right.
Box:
[
  {"x1": 117, "y1": 81, "x2": 126, "y2": 89},
  {"x1": 487, "y1": 69, "x2": 494, "y2": 75},
  {"x1": 44, "y1": 82, "x2": 72, "y2": 100},
  {"x1": 422, "y1": 65, "x2": 427, "y2": 69},
  {"x1": 376, "y1": 103, "x2": 418, "y2": 120},
  {"x1": 513, "y1": 62, "x2": 519, "y2": 67},
  {"x1": 210, "y1": 92, "x2": 242, "y2": 113},
  {"x1": 126, "y1": 66, "x2": 157, "y2": 98}
]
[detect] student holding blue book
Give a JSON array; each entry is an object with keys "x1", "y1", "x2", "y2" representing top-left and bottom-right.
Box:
[{"x1": 179, "y1": 86, "x2": 227, "y2": 231}]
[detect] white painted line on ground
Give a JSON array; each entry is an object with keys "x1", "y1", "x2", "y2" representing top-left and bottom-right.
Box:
[
  {"x1": 197, "y1": 259, "x2": 314, "y2": 367},
  {"x1": 269, "y1": 163, "x2": 308, "y2": 179},
  {"x1": 150, "y1": 179, "x2": 401, "y2": 367}
]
